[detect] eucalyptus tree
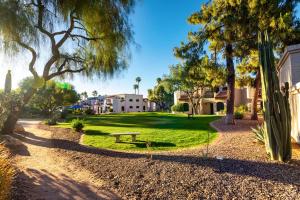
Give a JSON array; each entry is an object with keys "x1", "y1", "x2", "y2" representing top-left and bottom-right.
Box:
[
  {"x1": 0, "y1": 0, "x2": 135, "y2": 133},
  {"x1": 135, "y1": 76, "x2": 141, "y2": 94}
]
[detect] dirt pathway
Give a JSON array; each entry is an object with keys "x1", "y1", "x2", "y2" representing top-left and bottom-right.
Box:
[{"x1": 13, "y1": 120, "x2": 120, "y2": 200}]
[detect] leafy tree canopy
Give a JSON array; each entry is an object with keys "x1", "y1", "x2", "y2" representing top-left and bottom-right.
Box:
[{"x1": 0, "y1": 0, "x2": 135, "y2": 82}]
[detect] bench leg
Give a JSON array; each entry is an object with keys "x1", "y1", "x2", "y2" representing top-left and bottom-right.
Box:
[
  {"x1": 132, "y1": 135, "x2": 136, "y2": 142},
  {"x1": 116, "y1": 135, "x2": 121, "y2": 143}
]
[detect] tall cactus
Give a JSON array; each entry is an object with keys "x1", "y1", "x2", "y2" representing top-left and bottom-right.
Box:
[
  {"x1": 258, "y1": 32, "x2": 292, "y2": 162},
  {"x1": 4, "y1": 70, "x2": 11, "y2": 94}
]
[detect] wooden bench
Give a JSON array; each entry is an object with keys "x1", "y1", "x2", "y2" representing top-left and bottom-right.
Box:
[{"x1": 110, "y1": 132, "x2": 140, "y2": 143}]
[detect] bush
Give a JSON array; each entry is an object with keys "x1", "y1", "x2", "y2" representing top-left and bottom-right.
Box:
[
  {"x1": 235, "y1": 104, "x2": 248, "y2": 113},
  {"x1": 45, "y1": 118, "x2": 57, "y2": 126},
  {"x1": 72, "y1": 109, "x2": 83, "y2": 115},
  {"x1": 0, "y1": 147, "x2": 14, "y2": 200},
  {"x1": 252, "y1": 125, "x2": 265, "y2": 144},
  {"x1": 171, "y1": 103, "x2": 189, "y2": 112},
  {"x1": 234, "y1": 111, "x2": 244, "y2": 119},
  {"x1": 84, "y1": 108, "x2": 94, "y2": 115},
  {"x1": 71, "y1": 119, "x2": 84, "y2": 132},
  {"x1": 109, "y1": 108, "x2": 113, "y2": 112}
]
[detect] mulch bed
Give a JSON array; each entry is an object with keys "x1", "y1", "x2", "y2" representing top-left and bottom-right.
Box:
[{"x1": 38, "y1": 120, "x2": 300, "y2": 200}]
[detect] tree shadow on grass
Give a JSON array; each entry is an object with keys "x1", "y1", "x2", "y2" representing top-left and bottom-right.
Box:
[
  {"x1": 84, "y1": 130, "x2": 110, "y2": 136},
  {"x1": 117, "y1": 140, "x2": 176, "y2": 148},
  {"x1": 11, "y1": 128, "x2": 300, "y2": 187}
]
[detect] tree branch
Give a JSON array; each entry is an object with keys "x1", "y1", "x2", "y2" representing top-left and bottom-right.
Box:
[
  {"x1": 47, "y1": 67, "x2": 85, "y2": 80},
  {"x1": 16, "y1": 40, "x2": 39, "y2": 78}
]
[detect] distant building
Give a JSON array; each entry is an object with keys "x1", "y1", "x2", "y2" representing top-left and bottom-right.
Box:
[
  {"x1": 174, "y1": 86, "x2": 262, "y2": 115},
  {"x1": 278, "y1": 43, "x2": 300, "y2": 143},
  {"x1": 77, "y1": 94, "x2": 156, "y2": 114}
]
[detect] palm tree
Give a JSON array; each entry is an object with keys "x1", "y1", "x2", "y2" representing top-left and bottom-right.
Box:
[
  {"x1": 81, "y1": 91, "x2": 88, "y2": 100},
  {"x1": 133, "y1": 84, "x2": 139, "y2": 95},
  {"x1": 135, "y1": 77, "x2": 141, "y2": 94},
  {"x1": 92, "y1": 90, "x2": 98, "y2": 97}
]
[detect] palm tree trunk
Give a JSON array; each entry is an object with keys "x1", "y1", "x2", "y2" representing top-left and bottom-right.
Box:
[
  {"x1": 225, "y1": 43, "x2": 235, "y2": 124},
  {"x1": 251, "y1": 70, "x2": 261, "y2": 120}
]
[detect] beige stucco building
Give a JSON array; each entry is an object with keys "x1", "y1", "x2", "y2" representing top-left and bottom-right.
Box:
[
  {"x1": 278, "y1": 44, "x2": 300, "y2": 143},
  {"x1": 174, "y1": 87, "x2": 262, "y2": 115}
]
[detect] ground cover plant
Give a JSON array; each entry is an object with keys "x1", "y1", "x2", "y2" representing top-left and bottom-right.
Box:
[{"x1": 58, "y1": 112, "x2": 219, "y2": 151}]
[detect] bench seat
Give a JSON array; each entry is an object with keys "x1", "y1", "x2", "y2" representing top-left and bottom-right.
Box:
[{"x1": 110, "y1": 132, "x2": 140, "y2": 143}]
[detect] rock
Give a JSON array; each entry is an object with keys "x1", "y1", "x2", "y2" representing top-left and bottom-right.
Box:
[{"x1": 14, "y1": 124, "x2": 25, "y2": 133}]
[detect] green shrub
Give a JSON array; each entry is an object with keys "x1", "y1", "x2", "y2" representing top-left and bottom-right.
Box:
[
  {"x1": 45, "y1": 118, "x2": 57, "y2": 126},
  {"x1": 109, "y1": 108, "x2": 113, "y2": 112},
  {"x1": 234, "y1": 111, "x2": 244, "y2": 119},
  {"x1": 0, "y1": 147, "x2": 14, "y2": 200},
  {"x1": 252, "y1": 125, "x2": 265, "y2": 144},
  {"x1": 84, "y1": 108, "x2": 94, "y2": 115},
  {"x1": 72, "y1": 109, "x2": 83, "y2": 115},
  {"x1": 71, "y1": 119, "x2": 84, "y2": 132},
  {"x1": 171, "y1": 103, "x2": 189, "y2": 112},
  {"x1": 235, "y1": 104, "x2": 248, "y2": 113}
]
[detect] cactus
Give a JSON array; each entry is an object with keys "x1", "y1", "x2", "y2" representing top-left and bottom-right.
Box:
[
  {"x1": 4, "y1": 70, "x2": 11, "y2": 94},
  {"x1": 258, "y1": 32, "x2": 292, "y2": 162}
]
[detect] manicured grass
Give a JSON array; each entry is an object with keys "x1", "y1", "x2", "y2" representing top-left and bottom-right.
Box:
[{"x1": 58, "y1": 112, "x2": 220, "y2": 151}]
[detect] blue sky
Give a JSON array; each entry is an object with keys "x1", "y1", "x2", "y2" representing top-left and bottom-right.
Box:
[
  {"x1": 67, "y1": 0, "x2": 204, "y2": 97},
  {"x1": 0, "y1": 1, "x2": 299, "y2": 97}
]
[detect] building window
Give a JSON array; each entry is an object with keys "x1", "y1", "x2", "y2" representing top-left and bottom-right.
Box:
[
  {"x1": 129, "y1": 106, "x2": 133, "y2": 109},
  {"x1": 136, "y1": 99, "x2": 139, "y2": 102},
  {"x1": 136, "y1": 106, "x2": 139, "y2": 109},
  {"x1": 129, "y1": 99, "x2": 133, "y2": 102}
]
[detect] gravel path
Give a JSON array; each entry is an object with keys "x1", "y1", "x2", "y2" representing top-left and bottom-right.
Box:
[
  {"x1": 13, "y1": 118, "x2": 300, "y2": 199},
  {"x1": 12, "y1": 120, "x2": 120, "y2": 200}
]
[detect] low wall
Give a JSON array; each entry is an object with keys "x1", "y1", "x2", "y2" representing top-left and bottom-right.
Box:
[{"x1": 290, "y1": 83, "x2": 300, "y2": 143}]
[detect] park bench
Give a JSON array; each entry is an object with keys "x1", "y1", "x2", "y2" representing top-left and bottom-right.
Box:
[{"x1": 110, "y1": 132, "x2": 140, "y2": 143}]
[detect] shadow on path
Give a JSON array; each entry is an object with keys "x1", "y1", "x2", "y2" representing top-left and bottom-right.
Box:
[
  {"x1": 12, "y1": 128, "x2": 300, "y2": 187},
  {"x1": 13, "y1": 168, "x2": 120, "y2": 200}
]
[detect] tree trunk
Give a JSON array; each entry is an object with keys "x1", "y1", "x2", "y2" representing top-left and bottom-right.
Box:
[
  {"x1": 251, "y1": 70, "x2": 261, "y2": 120},
  {"x1": 225, "y1": 43, "x2": 235, "y2": 124},
  {"x1": 1, "y1": 88, "x2": 36, "y2": 134}
]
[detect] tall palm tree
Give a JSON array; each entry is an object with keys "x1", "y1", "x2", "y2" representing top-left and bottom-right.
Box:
[
  {"x1": 135, "y1": 77, "x2": 141, "y2": 94},
  {"x1": 133, "y1": 84, "x2": 139, "y2": 95}
]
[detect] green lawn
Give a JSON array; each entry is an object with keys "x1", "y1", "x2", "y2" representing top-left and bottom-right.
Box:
[{"x1": 58, "y1": 112, "x2": 220, "y2": 151}]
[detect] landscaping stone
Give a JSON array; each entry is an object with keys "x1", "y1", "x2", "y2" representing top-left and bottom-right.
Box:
[{"x1": 33, "y1": 119, "x2": 300, "y2": 199}]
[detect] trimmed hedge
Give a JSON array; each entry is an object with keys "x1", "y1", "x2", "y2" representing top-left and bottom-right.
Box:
[{"x1": 171, "y1": 103, "x2": 189, "y2": 112}]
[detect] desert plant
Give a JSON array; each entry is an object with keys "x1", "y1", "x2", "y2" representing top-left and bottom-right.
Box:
[
  {"x1": 145, "y1": 140, "x2": 153, "y2": 159},
  {"x1": 71, "y1": 119, "x2": 84, "y2": 132},
  {"x1": 252, "y1": 125, "x2": 265, "y2": 144},
  {"x1": 0, "y1": 147, "x2": 14, "y2": 200},
  {"x1": 258, "y1": 32, "x2": 292, "y2": 162}
]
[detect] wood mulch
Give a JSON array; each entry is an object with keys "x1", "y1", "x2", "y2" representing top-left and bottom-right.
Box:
[{"x1": 25, "y1": 118, "x2": 300, "y2": 200}]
